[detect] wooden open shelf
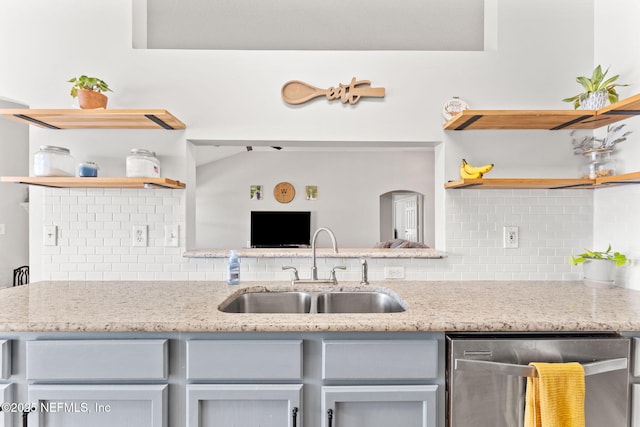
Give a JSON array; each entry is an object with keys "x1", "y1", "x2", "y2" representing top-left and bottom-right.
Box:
[
  {"x1": 445, "y1": 172, "x2": 640, "y2": 189},
  {"x1": 443, "y1": 93, "x2": 640, "y2": 131},
  {"x1": 0, "y1": 109, "x2": 186, "y2": 130},
  {"x1": 0, "y1": 176, "x2": 186, "y2": 189}
]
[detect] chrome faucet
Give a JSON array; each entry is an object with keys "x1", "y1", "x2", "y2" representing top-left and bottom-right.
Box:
[
  {"x1": 360, "y1": 258, "x2": 369, "y2": 285},
  {"x1": 311, "y1": 227, "x2": 339, "y2": 280}
]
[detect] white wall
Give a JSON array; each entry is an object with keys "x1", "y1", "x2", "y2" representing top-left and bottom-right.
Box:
[
  {"x1": 592, "y1": 0, "x2": 640, "y2": 289},
  {"x1": 0, "y1": 98, "x2": 29, "y2": 287},
  {"x1": 195, "y1": 150, "x2": 435, "y2": 248},
  {"x1": 0, "y1": 0, "x2": 606, "y2": 282}
]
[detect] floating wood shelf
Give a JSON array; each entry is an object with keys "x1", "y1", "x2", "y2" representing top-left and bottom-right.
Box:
[
  {"x1": 443, "y1": 93, "x2": 640, "y2": 131},
  {"x1": 0, "y1": 176, "x2": 186, "y2": 189},
  {"x1": 445, "y1": 172, "x2": 640, "y2": 189},
  {"x1": 0, "y1": 109, "x2": 186, "y2": 130}
]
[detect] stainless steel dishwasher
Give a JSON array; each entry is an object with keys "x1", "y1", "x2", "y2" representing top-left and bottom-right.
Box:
[{"x1": 447, "y1": 333, "x2": 630, "y2": 427}]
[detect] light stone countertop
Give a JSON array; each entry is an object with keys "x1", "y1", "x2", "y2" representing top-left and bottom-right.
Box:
[{"x1": 0, "y1": 280, "x2": 639, "y2": 333}]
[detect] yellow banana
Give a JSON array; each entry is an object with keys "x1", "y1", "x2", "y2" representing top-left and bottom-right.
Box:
[
  {"x1": 462, "y1": 159, "x2": 494, "y2": 175},
  {"x1": 460, "y1": 160, "x2": 483, "y2": 179}
]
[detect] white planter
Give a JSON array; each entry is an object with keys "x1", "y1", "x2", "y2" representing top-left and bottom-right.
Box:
[
  {"x1": 579, "y1": 91, "x2": 608, "y2": 110},
  {"x1": 582, "y1": 258, "x2": 616, "y2": 285}
]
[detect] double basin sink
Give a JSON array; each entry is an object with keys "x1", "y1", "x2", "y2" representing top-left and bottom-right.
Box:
[{"x1": 220, "y1": 290, "x2": 406, "y2": 314}]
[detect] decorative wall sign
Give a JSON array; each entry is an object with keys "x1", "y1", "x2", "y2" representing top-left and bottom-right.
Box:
[
  {"x1": 273, "y1": 182, "x2": 295, "y2": 203},
  {"x1": 281, "y1": 77, "x2": 385, "y2": 105},
  {"x1": 250, "y1": 185, "x2": 263, "y2": 200},
  {"x1": 305, "y1": 185, "x2": 318, "y2": 200}
]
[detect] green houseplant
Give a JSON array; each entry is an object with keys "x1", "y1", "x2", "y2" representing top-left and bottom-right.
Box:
[
  {"x1": 68, "y1": 75, "x2": 112, "y2": 109},
  {"x1": 570, "y1": 245, "x2": 630, "y2": 284},
  {"x1": 562, "y1": 65, "x2": 628, "y2": 110}
]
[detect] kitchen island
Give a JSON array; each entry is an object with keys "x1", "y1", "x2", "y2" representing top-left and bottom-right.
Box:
[
  {"x1": 1, "y1": 280, "x2": 639, "y2": 332},
  {"x1": 1, "y1": 280, "x2": 639, "y2": 427}
]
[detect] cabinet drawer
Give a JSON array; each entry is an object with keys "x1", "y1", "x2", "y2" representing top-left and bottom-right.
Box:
[
  {"x1": 322, "y1": 339, "x2": 438, "y2": 380},
  {"x1": 26, "y1": 340, "x2": 167, "y2": 381},
  {"x1": 0, "y1": 340, "x2": 10, "y2": 380},
  {"x1": 187, "y1": 340, "x2": 302, "y2": 380}
]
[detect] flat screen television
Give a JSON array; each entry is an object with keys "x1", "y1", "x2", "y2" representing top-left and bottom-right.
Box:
[{"x1": 250, "y1": 211, "x2": 311, "y2": 248}]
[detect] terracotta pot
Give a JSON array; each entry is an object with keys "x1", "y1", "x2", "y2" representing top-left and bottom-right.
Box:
[{"x1": 77, "y1": 89, "x2": 108, "y2": 109}]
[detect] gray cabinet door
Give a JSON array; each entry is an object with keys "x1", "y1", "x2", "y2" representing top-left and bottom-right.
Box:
[
  {"x1": 0, "y1": 384, "x2": 11, "y2": 427},
  {"x1": 187, "y1": 384, "x2": 302, "y2": 427},
  {"x1": 28, "y1": 384, "x2": 167, "y2": 427},
  {"x1": 322, "y1": 385, "x2": 438, "y2": 427}
]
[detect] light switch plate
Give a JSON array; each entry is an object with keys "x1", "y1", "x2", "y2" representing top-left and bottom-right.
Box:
[
  {"x1": 164, "y1": 225, "x2": 179, "y2": 247},
  {"x1": 132, "y1": 225, "x2": 148, "y2": 247},
  {"x1": 0, "y1": 224, "x2": 5, "y2": 235},
  {"x1": 44, "y1": 225, "x2": 57, "y2": 246}
]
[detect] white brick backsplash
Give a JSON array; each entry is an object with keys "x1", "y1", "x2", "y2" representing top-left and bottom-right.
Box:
[{"x1": 37, "y1": 187, "x2": 594, "y2": 281}]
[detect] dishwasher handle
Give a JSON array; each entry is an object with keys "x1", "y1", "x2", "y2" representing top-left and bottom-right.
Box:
[{"x1": 454, "y1": 357, "x2": 628, "y2": 378}]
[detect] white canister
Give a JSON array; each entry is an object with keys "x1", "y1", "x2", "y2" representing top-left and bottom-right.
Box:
[
  {"x1": 33, "y1": 145, "x2": 75, "y2": 177},
  {"x1": 126, "y1": 149, "x2": 160, "y2": 178}
]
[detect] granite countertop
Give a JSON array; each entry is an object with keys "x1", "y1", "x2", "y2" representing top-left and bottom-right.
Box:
[{"x1": 1, "y1": 280, "x2": 639, "y2": 333}]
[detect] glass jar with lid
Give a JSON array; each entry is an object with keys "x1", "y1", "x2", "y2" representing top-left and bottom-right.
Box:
[
  {"x1": 580, "y1": 149, "x2": 616, "y2": 179},
  {"x1": 33, "y1": 145, "x2": 75, "y2": 177},
  {"x1": 126, "y1": 149, "x2": 161, "y2": 178}
]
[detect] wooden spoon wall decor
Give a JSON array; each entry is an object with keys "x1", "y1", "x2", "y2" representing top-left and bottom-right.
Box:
[{"x1": 281, "y1": 77, "x2": 385, "y2": 105}]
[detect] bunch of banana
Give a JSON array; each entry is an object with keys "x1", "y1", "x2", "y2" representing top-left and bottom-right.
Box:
[{"x1": 459, "y1": 159, "x2": 494, "y2": 179}]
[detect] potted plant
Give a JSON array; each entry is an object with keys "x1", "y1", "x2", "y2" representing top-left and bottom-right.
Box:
[
  {"x1": 570, "y1": 244, "x2": 630, "y2": 283},
  {"x1": 562, "y1": 65, "x2": 628, "y2": 110},
  {"x1": 68, "y1": 75, "x2": 112, "y2": 109}
]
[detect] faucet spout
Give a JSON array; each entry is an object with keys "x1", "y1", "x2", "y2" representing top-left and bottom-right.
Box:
[{"x1": 311, "y1": 227, "x2": 338, "y2": 280}]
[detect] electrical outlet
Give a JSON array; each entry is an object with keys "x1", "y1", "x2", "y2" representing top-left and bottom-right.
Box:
[
  {"x1": 384, "y1": 266, "x2": 405, "y2": 279},
  {"x1": 503, "y1": 226, "x2": 519, "y2": 249},
  {"x1": 44, "y1": 225, "x2": 57, "y2": 246},
  {"x1": 132, "y1": 225, "x2": 148, "y2": 247},
  {"x1": 164, "y1": 224, "x2": 179, "y2": 247}
]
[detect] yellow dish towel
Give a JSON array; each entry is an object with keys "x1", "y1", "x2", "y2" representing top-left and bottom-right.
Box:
[{"x1": 524, "y1": 362, "x2": 585, "y2": 427}]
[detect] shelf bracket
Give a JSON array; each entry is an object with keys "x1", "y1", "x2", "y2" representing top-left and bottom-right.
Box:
[
  {"x1": 144, "y1": 114, "x2": 174, "y2": 130},
  {"x1": 549, "y1": 115, "x2": 592, "y2": 130},
  {"x1": 13, "y1": 114, "x2": 60, "y2": 129},
  {"x1": 454, "y1": 114, "x2": 482, "y2": 130}
]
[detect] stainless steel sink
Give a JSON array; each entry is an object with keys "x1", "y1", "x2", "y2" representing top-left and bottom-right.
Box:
[
  {"x1": 220, "y1": 291, "x2": 312, "y2": 313},
  {"x1": 220, "y1": 289, "x2": 406, "y2": 314},
  {"x1": 316, "y1": 291, "x2": 405, "y2": 313}
]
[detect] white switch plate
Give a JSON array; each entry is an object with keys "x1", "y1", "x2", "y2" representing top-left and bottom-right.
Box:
[
  {"x1": 384, "y1": 266, "x2": 405, "y2": 279},
  {"x1": 503, "y1": 226, "x2": 519, "y2": 248},
  {"x1": 132, "y1": 225, "x2": 148, "y2": 247},
  {"x1": 44, "y1": 225, "x2": 57, "y2": 246},
  {"x1": 0, "y1": 224, "x2": 5, "y2": 235},
  {"x1": 164, "y1": 225, "x2": 179, "y2": 247}
]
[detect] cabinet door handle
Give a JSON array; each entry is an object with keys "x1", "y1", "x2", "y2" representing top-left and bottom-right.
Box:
[
  {"x1": 292, "y1": 407, "x2": 298, "y2": 427},
  {"x1": 327, "y1": 408, "x2": 333, "y2": 427}
]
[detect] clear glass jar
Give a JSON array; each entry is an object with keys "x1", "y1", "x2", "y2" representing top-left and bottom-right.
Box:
[
  {"x1": 126, "y1": 149, "x2": 161, "y2": 178},
  {"x1": 580, "y1": 149, "x2": 616, "y2": 179},
  {"x1": 77, "y1": 161, "x2": 99, "y2": 177},
  {"x1": 442, "y1": 96, "x2": 470, "y2": 122},
  {"x1": 33, "y1": 145, "x2": 75, "y2": 177}
]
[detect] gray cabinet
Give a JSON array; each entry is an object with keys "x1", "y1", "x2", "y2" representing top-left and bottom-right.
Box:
[
  {"x1": 187, "y1": 384, "x2": 303, "y2": 427},
  {"x1": 28, "y1": 384, "x2": 167, "y2": 427},
  {"x1": 322, "y1": 385, "x2": 438, "y2": 427},
  {"x1": 186, "y1": 340, "x2": 303, "y2": 427},
  {"x1": 26, "y1": 339, "x2": 168, "y2": 427},
  {"x1": 321, "y1": 338, "x2": 440, "y2": 427},
  {"x1": 0, "y1": 383, "x2": 11, "y2": 427}
]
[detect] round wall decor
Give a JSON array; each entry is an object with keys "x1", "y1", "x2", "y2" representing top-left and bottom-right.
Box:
[{"x1": 273, "y1": 182, "x2": 295, "y2": 203}]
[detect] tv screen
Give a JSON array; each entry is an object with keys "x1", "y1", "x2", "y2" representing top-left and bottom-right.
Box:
[{"x1": 251, "y1": 211, "x2": 311, "y2": 248}]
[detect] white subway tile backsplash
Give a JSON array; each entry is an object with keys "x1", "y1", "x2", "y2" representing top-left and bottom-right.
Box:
[{"x1": 37, "y1": 187, "x2": 593, "y2": 281}]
